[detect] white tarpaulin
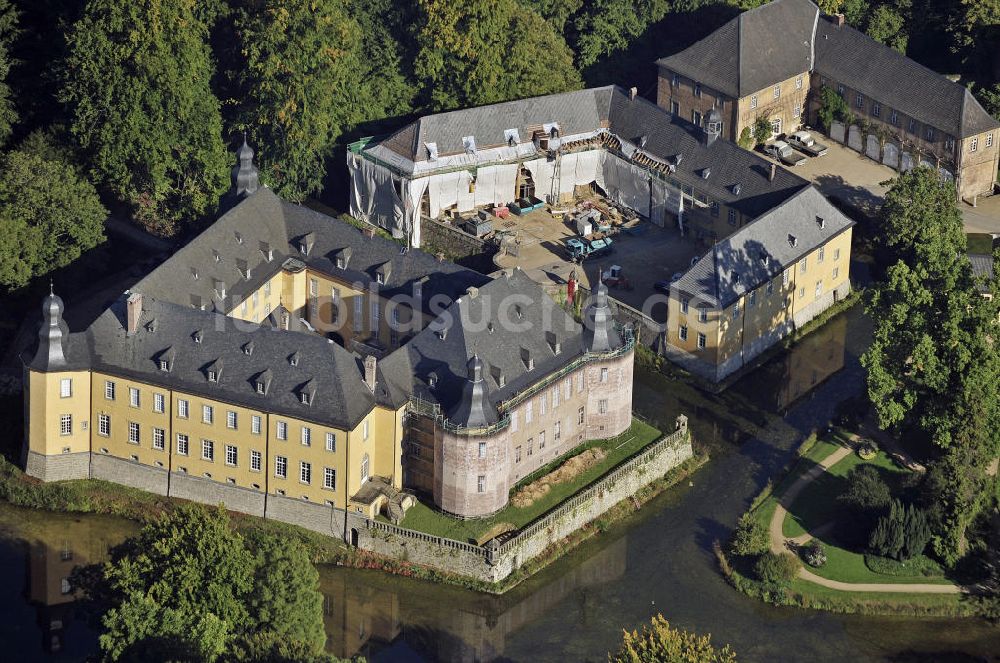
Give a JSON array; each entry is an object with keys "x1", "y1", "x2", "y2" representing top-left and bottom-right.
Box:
[
  {"x1": 405, "y1": 177, "x2": 428, "y2": 247},
  {"x1": 348, "y1": 154, "x2": 405, "y2": 236},
  {"x1": 472, "y1": 164, "x2": 518, "y2": 206},
  {"x1": 559, "y1": 150, "x2": 602, "y2": 195},
  {"x1": 650, "y1": 178, "x2": 682, "y2": 227},
  {"x1": 601, "y1": 153, "x2": 650, "y2": 216},
  {"x1": 522, "y1": 158, "x2": 554, "y2": 200}
]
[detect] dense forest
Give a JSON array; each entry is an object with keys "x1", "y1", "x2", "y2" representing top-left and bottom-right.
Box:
[{"x1": 0, "y1": 0, "x2": 998, "y2": 290}]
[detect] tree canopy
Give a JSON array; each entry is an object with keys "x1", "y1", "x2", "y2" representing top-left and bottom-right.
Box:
[
  {"x1": 0, "y1": 140, "x2": 106, "y2": 290},
  {"x1": 413, "y1": 0, "x2": 581, "y2": 111},
  {"x1": 91, "y1": 504, "x2": 335, "y2": 662},
  {"x1": 60, "y1": 0, "x2": 229, "y2": 236},
  {"x1": 610, "y1": 614, "x2": 737, "y2": 663}
]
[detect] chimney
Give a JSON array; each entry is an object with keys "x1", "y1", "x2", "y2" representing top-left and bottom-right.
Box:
[
  {"x1": 363, "y1": 355, "x2": 377, "y2": 393},
  {"x1": 769, "y1": 163, "x2": 776, "y2": 182},
  {"x1": 628, "y1": 87, "x2": 638, "y2": 101},
  {"x1": 833, "y1": 13, "x2": 845, "y2": 27},
  {"x1": 362, "y1": 227, "x2": 375, "y2": 239},
  {"x1": 126, "y1": 292, "x2": 143, "y2": 336}
]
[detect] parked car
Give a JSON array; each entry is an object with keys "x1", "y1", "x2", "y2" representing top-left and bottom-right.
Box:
[
  {"x1": 786, "y1": 130, "x2": 829, "y2": 157},
  {"x1": 588, "y1": 237, "x2": 613, "y2": 258},
  {"x1": 763, "y1": 140, "x2": 807, "y2": 166},
  {"x1": 565, "y1": 237, "x2": 589, "y2": 260}
]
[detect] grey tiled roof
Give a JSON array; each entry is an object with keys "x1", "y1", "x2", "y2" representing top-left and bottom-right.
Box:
[
  {"x1": 655, "y1": 0, "x2": 818, "y2": 98},
  {"x1": 377, "y1": 269, "x2": 585, "y2": 417},
  {"x1": 133, "y1": 188, "x2": 487, "y2": 317},
  {"x1": 814, "y1": 20, "x2": 999, "y2": 138},
  {"x1": 969, "y1": 253, "x2": 994, "y2": 293},
  {"x1": 381, "y1": 87, "x2": 615, "y2": 160},
  {"x1": 84, "y1": 297, "x2": 378, "y2": 430},
  {"x1": 370, "y1": 86, "x2": 809, "y2": 220},
  {"x1": 673, "y1": 186, "x2": 854, "y2": 308}
]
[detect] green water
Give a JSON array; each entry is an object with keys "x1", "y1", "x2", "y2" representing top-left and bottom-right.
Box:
[{"x1": 2, "y1": 306, "x2": 998, "y2": 661}]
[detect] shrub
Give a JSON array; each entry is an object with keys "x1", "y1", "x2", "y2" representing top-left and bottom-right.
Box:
[
  {"x1": 869, "y1": 499, "x2": 932, "y2": 561},
  {"x1": 611, "y1": 614, "x2": 737, "y2": 663},
  {"x1": 857, "y1": 440, "x2": 878, "y2": 460},
  {"x1": 816, "y1": 84, "x2": 848, "y2": 132},
  {"x1": 839, "y1": 464, "x2": 891, "y2": 512},
  {"x1": 752, "y1": 116, "x2": 773, "y2": 146},
  {"x1": 802, "y1": 541, "x2": 827, "y2": 568},
  {"x1": 738, "y1": 126, "x2": 754, "y2": 149},
  {"x1": 864, "y1": 553, "x2": 943, "y2": 578},
  {"x1": 731, "y1": 513, "x2": 769, "y2": 557},
  {"x1": 754, "y1": 552, "x2": 801, "y2": 588}
]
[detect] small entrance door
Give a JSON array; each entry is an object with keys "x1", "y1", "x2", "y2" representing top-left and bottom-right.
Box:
[{"x1": 350, "y1": 528, "x2": 359, "y2": 547}]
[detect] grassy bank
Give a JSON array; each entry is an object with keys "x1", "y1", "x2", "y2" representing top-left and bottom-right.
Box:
[{"x1": 396, "y1": 419, "x2": 663, "y2": 542}]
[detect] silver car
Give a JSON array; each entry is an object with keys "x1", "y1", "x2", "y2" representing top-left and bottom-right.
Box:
[
  {"x1": 763, "y1": 140, "x2": 807, "y2": 166},
  {"x1": 787, "y1": 130, "x2": 829, "y2": 157}
]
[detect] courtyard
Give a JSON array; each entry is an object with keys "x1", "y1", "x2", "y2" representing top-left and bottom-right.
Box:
[{"x1": 490, "y1": 194, "x2": 700, "y2": 318}]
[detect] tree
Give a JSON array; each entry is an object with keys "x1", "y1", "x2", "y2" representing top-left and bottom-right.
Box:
[
  {"x1": 864, "y1": 2, "x2": 910, "y2": 53},
  {"x1": 0, "y1": 0, "x2": 19, "y2": 147},
  {"x1": 570, "y1": 0, "x2": 670, "y2": 69},
  {"x1": 228, "y1": 0, "x2": 364, "y2": 201},
  {"x1": 60, "y1": 0, "x2": 229, "y2": 236},
  {"x1": 0, "y1": 145, "x2": 106, "y2": 290},
  {"x1": 816, "y1": 84, "x2": 849, "y2": 133},
  {"x1": 413, "y1": 0, "x2": 581, "y2": 111},
  {"x1": 868, "y1": 499, "x2": 931, "y2": 561},
  {"x1": 839, "y1": 464, "x2": 892, "y2": 513},
  {"x1": 92, "y1": 505, "x2": 332, "y2": 662},
  {"x1": 610, "y1": 614, "x2": 737, "y2": 663},
  {"x1": 730, "y1": 513, "x2": 769, "y2": 557},
  {"x1": 751, "y1": 116, "x2": 772, "y2": 146},
  {"x1": 753, "y1": 551, "x2": 801, "y2": 588}
]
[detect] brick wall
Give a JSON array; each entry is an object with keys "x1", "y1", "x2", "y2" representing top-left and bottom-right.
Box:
[{"x1": 25, "y1": 450, "x2": 91, "y2": 482}]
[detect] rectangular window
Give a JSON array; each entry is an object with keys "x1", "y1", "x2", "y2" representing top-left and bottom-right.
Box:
[
  {"x1": 325, "y1": 432, "x2": 336, "y2": 452},
  {"x1": 908, "y1": 118, "x2": 917, "y2": 134},
  {"x1": 152, "y1": 427, "x2": 165, "y2": 450},
  {"x1": 300, "y1": 461, "x2": 311, "y2": 484},
  {"x1": 98, "y1": 413, "x2": 110, "y2": 437},
  {"x1": 799, "y1": 286, "x2": 806, "y2": 298},
  {"x1": 478, "y1": 441, "x2": 487, "y2": 459},
  {"x1": 694, "y1": 83, "x2": 701, "y2": 98},
  {"x1": 692, "y1": 109, "x2": 701, "y2": 126},
  {"x1": 353, "y1": 295, "x2": 363, "y2": 332},
  {"x1": 600, "y1": 367, "x2": 609, "y2": 383},
  {"x1": 773, "y1": 84, "x2": 780, "y2": 99},
  {"x1": 554, "y1": 421, "x2": 561, "y2": 441},
  {"x1": 767, "y1": 281, "x2": 774, "y2": 295},
  {"x1": 732, "y1": 303, "x2": 740, "y2": 320},
  {"x1": 698, "y1": 309, "x2": 707, "y2": 323},
  {"x1": 128, "y1": 421, "x2": 140, "y2": 444},
  {"x1": 477, "y1": 475, "x2": 486, "y2": 493},
  {"x1": 681, "y1": 298, "x2": 689, "y2": 314},
  {"x1": 539, "y1": 395, "x2": 547, "y2": 417},
  {"x1": 749, "y1": 291, "x2": 757, "y2": 308},
  {"x1": 227, "y1": 411, "x2": 237, "y2": 430},
  {"x1": 925, "y1": 126, "x2": 935, "y2": 141},
  {"x1": 971, "y1": 137, "x2": 979, "y2": 152},
  {"x1": 578, "y1": 406, "x2": 585, "y2": 425},
  {"x1": 539, "y1": 431, "x2": 546, "y2": 449},
  {"x1": 363, "y1": 419, "x2": 369, "y2": 440},
  {"x1": 552, "y1": 386, "x2": 559, "y2": 408},
  {"x1": 277, "y1": 421, "x2": 288, "y2": 440},
  {"x1": 527, "y1": 439, "x2": 533, "y2": 456},
  {"x1": 818, "y1": 247, "x2": 825, "y2": 263},
  {"x1": 225, "y1": 444, "x2": 237, "y2": 466},
  {"x1": 176, "y1": 434, "x2": 189, "y2": 456},
  {"x1": 202, "y1": 405, "x2": 213, "y2": 424},
  {"x1": 264, "y1": 281, "x2": 271, "y2": 297},
  {"x1": 105, "y1": 380, "x2": 115, "y2": 400},
  {"x1": 837, "y1": 84, "x2": 845, "y2": 97},
  {"x1": 855, "y1": 93, "x2": 863, "y2": 109},
  {"x1": 252, "y1": 291, "x2": 259, "y2": 308},
  {"x1": 872, "y1": 101, "x2": 881, "y2": 118},
  {"x1": 832, "y1": 267, "x2": 840, "y2": 280},
  {"x1": 251, "y1": 415, "x2": 261, "y2": 435},
  {"x1": 60, "y1": 378, "x2": 72, "y2": 398},
  {"x1": 890, "y1": 109, "x2": 899, "y2": 125},
  {"x1": 783, "y1": 270, "x2": 790, "y2": 286},
  {"x1": 525, "y1": 401, "x2": 533, "y2": 424},
  {"x1": 987, "y1": 133, "x2": 994, "y2": 148},
  {"x1": 129, "y1": 387, "x2": 139, "y2": 408},
  {"x1": 178, "y1": 399, "x2": 189, "y2": 418},
  {"x1": 679, "y1": 325, "x2": 688, "y2": 341},
  {"x1": 576, "y1": 372, "x2": 583, "y2": 393},
  {"x1": 202, "y1": 439, "x2": 214, "y2": 461},
  {"x1": 833, "y1": 248, "x2": 841, "y2": 261},
  {"x1": 515, "y1": 446, "x2": 522, "y2": 462},
  {"x1": 60, "y1": 414, "x2": 72, "y2": 436},
  {"x1": 275, "y1": 455, "x2": 287, "y2": 479},
  {"x1": 815, "y1": 281, "x2": 823, "y2": 297},
  {"x1": 697, "y1": 333, "x2": 707, "y2": 350},
  {"x1": 250, "y1": 449, "x2": 262, "y2": 472},
  {"x1": 799, "y1": 258, "x2": 807, "y2": 273},
  {"x1": 324, "y1": 467, "x2": 336, "y2": 490},
  {"x1": 511, "y1": 410, "x2": 519, "y2": 433},
  {"x1": 153, "y1": 393, "x2": 165, "y2": 413},
  {"x1": 793, "y1": 105, "x2": 801, "y2": 119},
  {"x1": 301, "y1": 427, "x2": 311, "y2": 446},
  {"x1": 750, "y1": 95, "x2": 758, "y2": 109},
  {"x1": 598, "y1": 399, "x2": 608, "y2": 415},
  {"x1": 670, "y1": 100, "x2": 679, "y2": 116},
  {"x1": 795, "y1": 75, "x2": 803, "y2": 89}
]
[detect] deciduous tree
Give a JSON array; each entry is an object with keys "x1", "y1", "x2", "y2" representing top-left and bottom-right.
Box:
[
  {"x1": 60, "y1": 0, "x2": 229, "y2": 236},
  {"x1": 610, "y1": 614, "x2": 737, "y2": 663}
]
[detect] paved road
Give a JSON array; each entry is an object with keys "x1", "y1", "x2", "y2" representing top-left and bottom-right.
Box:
[{"x1": 767, "y1": 441, "x2": 964, "y2": 594}]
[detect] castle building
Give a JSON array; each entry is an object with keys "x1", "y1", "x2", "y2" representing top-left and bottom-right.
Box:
[
  {"x1": 21, "y1": 145, "x2": 634, "y2": 523},
  {"x1": 656, "y1": 0, "x2": 999, "y2": 200}
]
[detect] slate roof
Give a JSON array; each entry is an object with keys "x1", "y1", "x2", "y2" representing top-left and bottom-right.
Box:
[
  {"x1": 377, "y1": 269, "x2": 586, "y2": 418},
  {"x1": 969, "y1": 254, "x2": 995, "y2": 294},
  {"x1": 673, "y1": 186, "x2": 854, "y2": 308},
  {"x1": 133, "y1": 187, "x2": 488, "y2": 318},
  {"x1": 83, "y1": 296, "x2": 378, "y2": 430},
  {"x1": 814, "y1": 19, "x2": 999, "y2": 139},
  {"x1": 655, "y1": 0, "x2": 819, "y2": 98},
  {"x1": 369, "y1": 86, "x2": 809, "y2": 220}
]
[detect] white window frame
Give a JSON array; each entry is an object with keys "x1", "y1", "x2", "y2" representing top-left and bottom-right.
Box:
[
  {"x1": 277, "y1": 421, "x2": 288, "y2": 440},
  {"x1": 178, "y1": 399, "x2": 189, "y2": 418},
  {"x1": 176, "y1": 433, "x2": 189, "y2": 456},
  {"x1": 60, "y1": 414, "x2": 73, "y2": 436},
  {"x1": 301, "y1": 426, "x2": 311, "y2": 446},
  {"x1": 324, "y1": 467, "x2": 336, "y2": 490},
  {"x1": 477, "y1": 475, "x2": 486, "y2": 493},
  {"x1": 275, "y1": 455, "x2": 287, "y2": 479},
  {"x1": 60, "y1": 378, "x2": 72, "y2": 398},
  {"x1": 697, "y1": 333, "x2": 707, "y2": 350},
  {"x1": 478, "y1": 441, "x2": 487, "y2": 459},
  {"x1": 250, "y1": 449, "x2": 262, "y2": 472},
  {"x1": 98, "y1": 414, "x2": 110, "y2": 437},
  {"x1": 225, "y1": 444, "x2": 237, "y2": 466},
  {"x1": 325, "y1": 432, "x2": 336, "y2": 452},
  {"x1": 153, "y1": 393, "x2": 165, "y2": 414},
  {"x1": 202, "y1": 405, "x2": 213, "y2": 424},
  {"x1": 201, "y1": 439, "x2": 214, "y2": 461},
  {"x1": 750, "y1": 95, "x2": 758, "y2": 109},
  {"x1": 128, "y1": 421, "x2": 140, "y2": 444},
  {"x1": 251, "y1": 415, "x2": 261, "y2": 435},
  {"x1": 971, "y1": 136, "x2": 978, "y2": 152},
  {"x1": 679, "y1": 325, "x2": 688, "y2": 341},
  {"x1": 105, "y1": 380, "x2": 115, "y2": 400},
  {"x1": 227, "y1": 410, "x2": 237, "y2": 430},
  {"x1": 129, "y1": 387, "x2": 140, "y2": 408}
]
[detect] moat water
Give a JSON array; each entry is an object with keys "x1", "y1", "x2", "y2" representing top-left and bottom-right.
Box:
[{"x1": 3, "y1": 306, "x2": 999, "y2": 661}]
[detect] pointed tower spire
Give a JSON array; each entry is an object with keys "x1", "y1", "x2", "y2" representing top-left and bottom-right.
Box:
[
  {"x1": 583, "y1": 281, "x2": 621, "y2": 353},
  {"x1": 448, "y1": 354, "x2": 495, "y2": 429},
  {"x1": 31, "y1": 289, "x2": 69, "y2": 370},
  {"x1": 231, "y1": 134, "x2": 260, "y2": 199}
]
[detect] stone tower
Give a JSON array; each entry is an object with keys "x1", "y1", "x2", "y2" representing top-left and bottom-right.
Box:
[
  {"x1": 582, "y1": 281, "x2": 621, "y2": 353},
  {"x1": 448, "y1": 354, "x2": 494, "y2": 428}
]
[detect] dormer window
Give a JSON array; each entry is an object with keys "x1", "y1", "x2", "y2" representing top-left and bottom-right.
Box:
[
  {"x1": 504, "y1": 128, "x2": 520, "y2": 146},
  {"x1": 256, "y1": 381, "x2": 265, "y2": 394},
  {"x1": 300, "y1": 393, "x2": 310, "y2": 405},
  {"x1": 462, "y1": 135, "x2": 477, "y2": 154},
  {"x1": 425, "y1": 142, "x2": 438, "y2": 161},
  {"x1": 546, "y1": 331, "x2": 560, "y2": 355},
  {"x1": 428, "y1": 372, "x2": 438, "y2": 389},
  {"x1": 208, "y1": 370, "x2": 217, "y2": 382},
  {"x1": 732, "y1": 183, "x2": 742, "y2": 196},
  {"x1": 788, "y1": 234, "x2": 798, "y2": 248},
  {"x1": 436, "y1": 328, "x2": 447, "y2": 341},
  {"x1": 213, "y1": 249, "x2": 221, "y2": 263},
  {"x1": 514, "y1": 305, "x2": 523, "y2": 319},
  {"x1": 255, "y1": 369, "x2": 273, "y2": 395},
  {"x1": 214, "y1": 279, "x2": 226, "y2": 299},
  {"x1": 413, "y1": 280, "x2": 423, "y2": 300},
  {"x1": 236, "y1": 258, "x2": 250, "y2": 279},
  {"x1": 816, "y1": 216, "x2": 825, "y2": 229},
  {"x1": 732, "y1": 271, "x2": 740, "y2": 285},
  {"x1": 234, "y1": 231, "x2": 243, "y2": 244},
  {"x1": 491, "y1": 365, "x2": 505, "y2": 388},
  {"x1": 243, "y1": 341, "x2": 254, "y2": 356},
  {"x1": 299, "y1": 232, "x2": 315, "y2": 256},
  {"x1": 376, "y1": 272, "x2": 385, "y2": 285},
  {"x1": 159, "y1": 359, "x2": 169, "y2": 371},
  {"x1": 193, "y1": 330, "x2": 203, "y2": 343},
  {"x1": 701, "y1": 167, "x2": 711, "y2": 180},
  {"x1": 289, "y1": 352, "x2": 299, "y2": 367},
  {"x1": 146, "y1": 319, "x2": 157, "y2": 333},
  {"x1": 336, "y1": 256, "x2": 345, "y2": 269},
  {"x1": 191, "y1": 267, "x2": 199, "y2": 280},
  {"x1": 259, "y1": 241, "x2": 273, "y2": 262},
  {"x1": 521, "y1": 348, "x2": 533, "y2": 371}
]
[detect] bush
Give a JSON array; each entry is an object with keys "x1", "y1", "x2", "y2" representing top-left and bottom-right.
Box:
[
  {"x1": 857, "y1": 441, "x2": 878, "y2": 460},
  {"x1": 731, "y1": 513, "x2": 769, "y2": 557},
  {"x1": 754, "y1": 552, "x2": 801, "y2": 588},
  {"x1": 869, "y1": 499, "x2": 932, "y2": 561},
  {"x1": 802, "y1": 541, "x2": 827, "y2": 568},
  {"x1": 611, "y1": 614, "x2": 737, "y2": 663},
  {"x1": 839, "y1": 464, "x2": 891, "y2": 512},
  {"x1": 864, "y1": 553, "x2": 943, "y2": 578},
  {"x1": 738, "y1": 126, "x2": 754, "y2": 149},
  {"x1": 816, "y1": 84, "x2": 849, "y2": 132},
  {"x1": 752, "y1": 116, "x2": 773, "y2": 146}
]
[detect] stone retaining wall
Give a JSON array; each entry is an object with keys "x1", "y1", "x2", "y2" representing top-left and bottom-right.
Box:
[
  {"x1": 91, "y1": 454, "x2": 168, "y2": 495},
  {"x1": 170, "y1": 472, "x2": 266, "y2": 517},
  {"x1": 25, "y1": 450, "x2": 91, "y2": 482},
  {"x1": 421, "y1": 218, "x2": 487, "y2": 260}
]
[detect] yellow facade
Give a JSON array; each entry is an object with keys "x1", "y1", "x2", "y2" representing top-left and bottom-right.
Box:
[
  {"x1": 735, "y1": 72, "x2": 812, "y2": 141},
  {"x1": 90, "y1": 372, "x2": 171, "y2": 470},
  {"x1": 28, "y1": 370, "x2": 92, "y2": 457}
]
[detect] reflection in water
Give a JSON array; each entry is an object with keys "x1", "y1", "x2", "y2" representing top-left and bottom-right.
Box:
[
  {"x1": 321, "y1": 536, "x2": 628, "y2": 661},
  {"x1": 733, "y1": 313, "x2": 848, "y2": 413}
]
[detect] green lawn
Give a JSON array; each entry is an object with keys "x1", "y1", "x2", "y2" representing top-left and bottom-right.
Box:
[
  {"x1": 804, "y1": 535, "x2": 953, "y2": 585},
  {"x1": 396, "y1": 419, "x2": 664, "y2": 543},
  {"x1": 787, "y1": 578, "x2": 967, "y2": 612}
]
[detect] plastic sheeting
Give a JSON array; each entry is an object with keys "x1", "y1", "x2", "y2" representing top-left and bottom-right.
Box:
[
  {"x1": 348, "y1": 153, "x2": 406, "y2": 237},
  {"x1": 472, "y1": 164, "x2": 518, "y2": 207},
  {"x1": 650, "y1": 177, "x2": 683, "y2": 227},
  {"x1": 601, "y1": 153, "x2": 650, "y2": 217}
]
